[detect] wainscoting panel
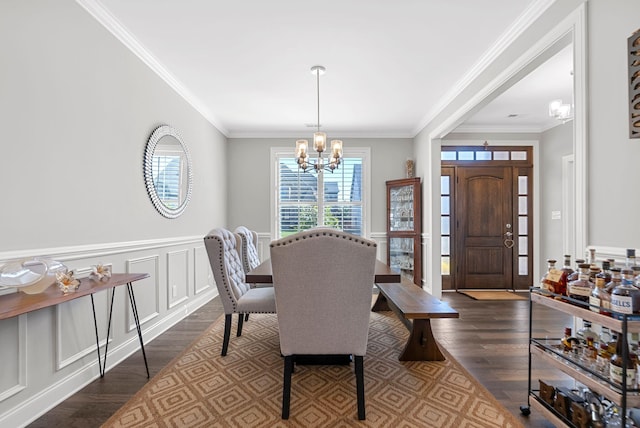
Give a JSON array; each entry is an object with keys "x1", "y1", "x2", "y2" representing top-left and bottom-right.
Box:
[
  {"x1": 421, "y1": 232, "x2": 431, "y2": 293},
  {"x1": 55, "y1": 294, "x2": 109, "y2": 370},
  {"x1": 167, "y1": 249, "x2": 190, "y2": 309},
  {"x1": 370, "y1": 232, "x2": 387, "y2": 263},
  {"x1": 0, "y1": 236, "x2": 217, "y2": 428},
  {"x1": 194, "y1": 245, "x2": 211, "y2": 295},
  {"x1": 0, "y1": 316, "x2": 26, "y2": 402},
  {"x1": 126, "y1": 256, "x2": 160, "y2": 333},
  {"x1": 257, "y1": 233, "x2": 270, "y2": 262}
]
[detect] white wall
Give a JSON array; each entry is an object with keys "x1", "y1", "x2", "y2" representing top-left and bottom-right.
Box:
[
  {"x1": 539, "y1": 122, "x2": 573, "y2": 266},
  {"x1": 0, "y1": 1, "x2": 226, "y2": 425},
  {"x1": 587, "y1": 0, "x2": 640, "y2": 250}
]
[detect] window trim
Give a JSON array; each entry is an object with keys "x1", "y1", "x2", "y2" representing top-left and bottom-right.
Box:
[{"x1": 270, "y1": 146, "x2": 371, "y2": 240}]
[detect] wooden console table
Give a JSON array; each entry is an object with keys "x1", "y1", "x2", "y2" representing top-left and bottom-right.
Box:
[{"x1": 0, "y1": 273, "x2": 150, "y2": 378}]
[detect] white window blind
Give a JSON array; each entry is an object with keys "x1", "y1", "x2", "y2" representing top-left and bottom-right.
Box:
[{"x1": 273, "y1": 148, "x2": 369, "y2": 238}]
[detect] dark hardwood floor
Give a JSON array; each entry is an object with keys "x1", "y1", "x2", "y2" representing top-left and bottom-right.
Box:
[{"x1": 29, "y1": 291, "x2": 569, "y2": 427}]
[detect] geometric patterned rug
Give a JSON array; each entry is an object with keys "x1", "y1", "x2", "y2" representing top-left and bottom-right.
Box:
[{"x1": 102, "y1": 311, "x2": 523, "y2": 427}]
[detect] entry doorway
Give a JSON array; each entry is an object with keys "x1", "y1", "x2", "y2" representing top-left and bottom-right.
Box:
[{"x1": 441, "y1": 146, "x2": 533, "y2": 291}]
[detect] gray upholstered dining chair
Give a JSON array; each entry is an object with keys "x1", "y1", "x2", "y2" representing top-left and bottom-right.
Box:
[
  {"x1": 269, "y1": 228, "x2": 377, "y2": 420},
  {"x1": 234, "y1": 226, "x2": 261, "y2": 274},
  {"x1": 204, "y1": 228, "x2": 276, "y2": 356}
]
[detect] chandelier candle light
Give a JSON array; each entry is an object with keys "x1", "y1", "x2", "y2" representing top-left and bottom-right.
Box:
[
  {"x1": 295, "y1": 65, "x2": 343, "y2": 173},
  {"x1": 548, "y1": 99, "x2": 572, "y2": 123}
]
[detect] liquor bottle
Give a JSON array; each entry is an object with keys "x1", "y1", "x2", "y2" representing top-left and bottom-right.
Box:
[
  {"x1": 607, "y1": 267, "x2": 622, "y2": 288},
  {"x1": 584, "y1": 337, "x2": 598, "y2": 361},
  {"x1": 611, "y1": 268, "x2": 640, "y2": 320},
  {"x1": 567, "y1": 263, "x2": 594, "y2": 306},
  {"x1": 588, "y1": 247, "x2": 597, "y2": 268},
  {"x1": 567, "y1": 259, "x2": 586, "y2": 283},
  {"x1": 597, "y1": 260, "x2": 612, "y2": 284},
  {"x1": 597, "y1": 327, "x2": 613, "y2": 374},
  {"x1": 611, "y1": 269, "x2": 640, "y2": 320},
  {"x1": 610, "y1": 332, "x2": 636, "y2": 387},
  {"x1": 561, "y1": 327, "x2": 579, "y2": 352},
  {"x1": 576, "y1": 320, "x2": 598, "y2": 343},
  {"x1": 626, "y1": 248, "x2": 637, "y2": 269},
  {"x1": 633, "y1": 265, "x2": 640, "y2": 288},
  {"x1": 590, "y1": 263, "x2": 612, "y2": 315},
  {"x1": 559, "y1": 254, "x2": 574, "y2": 295},
  {"x1": 541, "y1": 259, "x2": 563, "y2": 294}
]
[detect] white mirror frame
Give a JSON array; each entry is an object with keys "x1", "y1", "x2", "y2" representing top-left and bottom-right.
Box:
[{"x1": 143, "y1": 125, "x2": 193, "y2": 219}]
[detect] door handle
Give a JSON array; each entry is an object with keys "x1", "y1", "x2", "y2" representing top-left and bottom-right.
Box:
[{"x1": 504, "y1": 231, "x2": 514, "y2": 248}]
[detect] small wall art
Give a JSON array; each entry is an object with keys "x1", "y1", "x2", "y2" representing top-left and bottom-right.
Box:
[{"x1": 628, "y1": 28, "x2": 640, "y2": 138}]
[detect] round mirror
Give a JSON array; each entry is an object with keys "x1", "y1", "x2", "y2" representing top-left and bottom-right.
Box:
[{"x1": 143, "y1": 125, "x2": 193, "y2": 218}]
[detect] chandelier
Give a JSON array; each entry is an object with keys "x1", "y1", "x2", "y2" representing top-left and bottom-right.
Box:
[
  {"x1": 295, "y1": 65, "x2": 343, "y2": 173},
  {"x1": 548, "y1": 99, "x2": 573, "y2": 123}
]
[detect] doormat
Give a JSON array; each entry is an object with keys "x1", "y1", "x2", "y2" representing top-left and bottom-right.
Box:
[{"x1": 459, "y1": 290, "x2": 527, "y2": 301}]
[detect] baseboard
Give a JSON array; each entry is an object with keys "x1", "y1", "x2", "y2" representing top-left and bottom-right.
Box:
[{"x1": 0, "y1": 288, "x2": 218, "y2": 428}]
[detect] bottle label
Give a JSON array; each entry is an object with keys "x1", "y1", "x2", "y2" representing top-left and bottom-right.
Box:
[
  {"x1": 568, "y1": 285, "x2": 591, "y2": 297},
  {"x1": 589, "y1": 295, "x2": 601, "y2": 313},
  {"x1": 596, "y1": 277, "x2": 606, "y2": 287},
  {"x1": 546, "y1": 269, "x2": 563, "y2": 282},
  {"x1": 611, "y1": 295, "x2": 633, "y2": 314},
  {"x1": 610, "y1": 363, "x2": 636, "y2": 387}
]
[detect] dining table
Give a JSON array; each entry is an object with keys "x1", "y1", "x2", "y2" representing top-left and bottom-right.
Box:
[{"x1": 245, "y1": 259, "x2": 401, "y2": 284}]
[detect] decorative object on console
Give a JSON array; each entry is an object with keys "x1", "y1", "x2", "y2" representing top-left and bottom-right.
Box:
[
  {"x1": 56, "y1": 270, "x2": 80, "y2": 294},
  {"x1": 294, "y1": 65, "x2": 343, "y2": 173},
  {"x1": 628, "y1": 28, "x2": 640, "y2": 138},
  {"x1": 143, "y1": 125, "x2": 193, "y2": 219},
  {"x1": 405, "y1": 159, "x2": 414, "y2": 178},
  {"x1": 89, "y1": 263, "x2": 112, "y2": 281},
  {"x1": 0, "y1": 257, "x2": 68, "y2": 294}
]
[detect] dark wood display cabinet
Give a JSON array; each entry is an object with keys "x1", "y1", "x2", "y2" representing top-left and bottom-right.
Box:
[{"x1": 386, "y1": 177, "x2": 422, "y2": 286}]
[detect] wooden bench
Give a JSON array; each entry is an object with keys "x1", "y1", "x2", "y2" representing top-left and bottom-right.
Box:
[{"x1": 372, "y1": 279, "x2": 459, "y2": 361}]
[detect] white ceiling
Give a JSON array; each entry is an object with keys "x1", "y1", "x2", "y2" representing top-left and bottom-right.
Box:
[{"x1": 85, "y1": 0, "x2": 571, "y2": 138}]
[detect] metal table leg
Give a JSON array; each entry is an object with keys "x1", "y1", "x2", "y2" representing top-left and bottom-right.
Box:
[
  {"x1": 90, "y1": 282, "x2": 149, "y2": 378},
  {"x1": 127, "y1": 282, "x2": 149, "y2": 378}
]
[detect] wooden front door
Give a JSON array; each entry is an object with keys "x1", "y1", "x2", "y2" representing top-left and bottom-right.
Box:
[
  {"x1": 456, "y1": 166, "x2": 514, "y2": 289},
  {"x1": 440, "y1": 146, "x2": 533, "y2": 291}
]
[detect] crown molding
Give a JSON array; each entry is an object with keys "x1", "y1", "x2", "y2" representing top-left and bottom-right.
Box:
[
  {"x1": 453, "y1": 124, "x2": 544, "y2": 134},
  {"x1": 227, "y1": 130, "x2": 415, "y2": 139},
  {"x1": 413, "y1": 0, "x2": 557, "y2": 136},
  {"x1": 75, "y1": 0, "x2": 229, "y2": 136}
]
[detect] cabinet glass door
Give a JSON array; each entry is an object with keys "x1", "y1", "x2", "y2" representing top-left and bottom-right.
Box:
[
  {"x1": 389, "y1": 237, "x2": 415, "y2": 281},
  {"x1": 389, "y1": 184, "x2": 415, "y2": 232}
]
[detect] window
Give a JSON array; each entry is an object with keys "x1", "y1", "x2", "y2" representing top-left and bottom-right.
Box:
[
  {"x1": 152, "y1": 150, "x2": 186, "y2": 209},
  {"x1": 271, "y1": 147, "x2": 370, "y2": 238}
]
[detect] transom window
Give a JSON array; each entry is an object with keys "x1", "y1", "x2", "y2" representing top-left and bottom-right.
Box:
[
  {"x1": 441, "y1": 146, "x2": 529, "y2": 162},
  {"x1": 271, "y1": 147, "x2": 370, "y2": 238}
]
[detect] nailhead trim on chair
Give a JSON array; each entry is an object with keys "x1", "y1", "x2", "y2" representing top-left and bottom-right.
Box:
[
  {"x1": 205, "y1": 233, "x2": 239, "y2": 312},
  {"x1": 271, "y1": 229, "x2": 377, "y2": 248},
  {"x1": 206, "y1": 230, "x2": 275, "y2": 315}
]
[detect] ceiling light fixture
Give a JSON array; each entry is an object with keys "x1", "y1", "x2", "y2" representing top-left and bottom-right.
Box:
[
  {"x1": 295, "y1": 65, "x2": 343, "y2": 173},
  {"x1": 549, "y1": 99, "x2": 573, "y2": 123}
]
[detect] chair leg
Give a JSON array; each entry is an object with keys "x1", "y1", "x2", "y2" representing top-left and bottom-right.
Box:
[
  {"x1": 221, "y1": 314, "x2": 232, "y2": 356},
  {"x1": 244, "y1": 313, "x2": 249, "y2": 322},
  {"x1": 282, "y1": 355, "x2": 294, "y2": 419},
  {"x1": 355, "y1": 355, "x2": 365, "y2": 420},
  {"x1": 237, "y1": 313, "x2": 244, "y2": 337}
]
